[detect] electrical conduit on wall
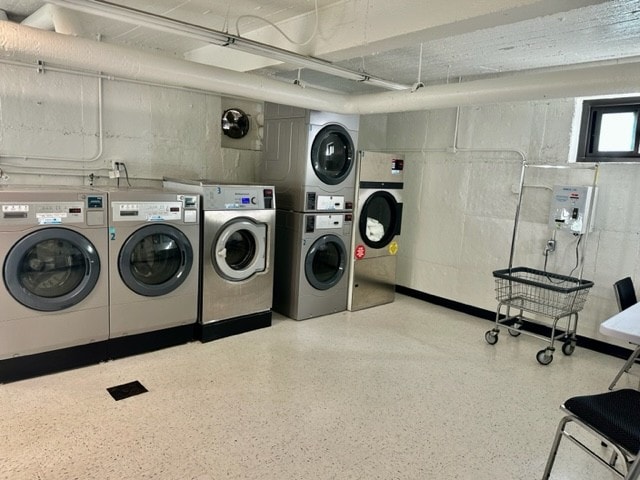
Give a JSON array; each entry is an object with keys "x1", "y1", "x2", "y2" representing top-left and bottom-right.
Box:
[{"x1": 3, "y1": 21, "x2": 640, "y2": 115}]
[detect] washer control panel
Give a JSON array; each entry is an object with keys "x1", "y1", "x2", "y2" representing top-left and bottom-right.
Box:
[
  {"x1": 201, "y1": 185, "x2": 275, "y2": 210},
  {"x1": 112, "y1": 201, "x2": 182, "y2": 222},
  {"x1": 0, "y1": 194, "x2": 107, "y2": 226}
]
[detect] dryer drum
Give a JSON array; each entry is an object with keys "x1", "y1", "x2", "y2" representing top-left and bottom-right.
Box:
[
  {"x1": 304, "y1": 234, "x2": 347, "y2": 290},
  {"x1": 118, "y1": 224, "x2": 193, "y2": 297},
  {"x1": 358, "y1": 191, "x2": 402, "y2": 249},
  {"x1": 310, "y1": 125, "x2": 355, "y2": 185},
  {"x1": 3, "y1": 227, "x2": 101, "y2": 312}
]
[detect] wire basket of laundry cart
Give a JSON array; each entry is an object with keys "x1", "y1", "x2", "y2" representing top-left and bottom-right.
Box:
[{"x1": 485, "y1": 267, "x2": 593, "y2": 364}]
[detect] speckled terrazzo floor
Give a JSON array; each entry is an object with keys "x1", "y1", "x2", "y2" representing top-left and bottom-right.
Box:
[{"x1": 0, "y1": 294, "x2": 633, "y2": 480}]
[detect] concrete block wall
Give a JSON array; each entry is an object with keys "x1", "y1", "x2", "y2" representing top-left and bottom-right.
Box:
[
  {"x1": 0, "y1": 63, "x2": 262, "y2": 187},
  {"x1": 360, "y1": 100, "x2": 640, "y2": 346}
]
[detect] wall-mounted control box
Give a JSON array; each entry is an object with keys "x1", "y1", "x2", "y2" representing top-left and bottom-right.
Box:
[{"x1": 549, "y1": 185, "x2": 597, "y2": 234}]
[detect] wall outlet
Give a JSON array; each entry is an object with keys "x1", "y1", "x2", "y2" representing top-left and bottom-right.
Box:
[
  {"x1": 545, "y1": 239, "x2": 556, "y2": 254},
  {"x1": 110, "y1": 161, "x2": 121, "y2": 178}
]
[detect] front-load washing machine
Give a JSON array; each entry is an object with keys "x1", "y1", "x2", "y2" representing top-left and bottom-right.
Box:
[
  {"x1": 348, "y1": 151, "x2": 404, "y2": 311},
  {"x1": 105, "y1": 187, "x2": 199, "y2": 357},
  {"x1": 0, "y1": 186, "x2": 109, "y2": 382},
  {"x1": 163, "y1": 179, "x2": 275, "y2": 342},
  {"x1": 261, "y1": 103, "x2": 359, "y2": 212},
  {"x1": 273, "y1": 210, "x2": 352, "y2": 320}
]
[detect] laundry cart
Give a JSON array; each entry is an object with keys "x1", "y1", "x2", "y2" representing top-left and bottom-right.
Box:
[
  {"x1": 485, "y1": 162, "x2": 597, "y2": 365},
  {"x1": 485, "y1": 267, "x2": 593, "y2": 365}
]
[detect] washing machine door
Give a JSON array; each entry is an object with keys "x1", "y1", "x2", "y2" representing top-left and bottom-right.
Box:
[
  {"x1": 311, "y1": 125, "x2": 355, "y2": 185},
  {"x1": 119, "y1": 224, "x2": 193, "y2": 297},
  {"x1": 305, "y1": 234, "x2": 347, "y2": 290},
  {"x1": 3, "y1": 227, "x2": 101, "y2": 312},
  {"x1": 359, "y1": 191, "x2": 403, "y2": 249},
  {"x1": 213, "y1": 218, "x2": 266, "y2": 281}
]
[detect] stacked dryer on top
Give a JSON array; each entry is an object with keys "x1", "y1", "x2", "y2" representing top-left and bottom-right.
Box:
[{"x1": 260, "y1": 103, "x2": 359, "y2": 320}]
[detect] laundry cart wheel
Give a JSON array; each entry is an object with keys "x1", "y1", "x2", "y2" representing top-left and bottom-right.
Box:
[
  {"x1": 485, "y1": 330, "x2": 499, "y2": 345},
  {"x1": 562, "y1": 340, "x2": 576, "y2": 356},
  {"x1": 536, "y1": 348, "x2": 554, "y2": 365},
  {"x1": 508, "y1": 321, "x2": 523, "y2": 337}
]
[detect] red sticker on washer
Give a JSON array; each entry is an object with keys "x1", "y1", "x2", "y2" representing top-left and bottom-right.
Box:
[{"x1": 355, "y1": 244, "x2": 366, "y2": 260}]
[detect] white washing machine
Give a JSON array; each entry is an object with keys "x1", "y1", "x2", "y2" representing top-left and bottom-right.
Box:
[
  {"x1": 348, "y1": 151, "x2": 404, "y2": 311},
  {"x1": 164, "y1": 179, "x2": 275, "y2": 342},
  {"x1": 273, "y1": 210, "x2": 352, "y2": 320},
  {"x1": 261, "y1": 103, "x2": 359, "y2": 212},
  {"x1": 105, "y1": 187, "x2": 199, "y2": 357},
  {"x1": 0, "y1": 186, "x2": 109, "y2": 382}
]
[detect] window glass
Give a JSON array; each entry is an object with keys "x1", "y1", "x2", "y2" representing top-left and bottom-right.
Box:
[{"x1": 598, "y1": 112, "x2": 637, "y2": 152}]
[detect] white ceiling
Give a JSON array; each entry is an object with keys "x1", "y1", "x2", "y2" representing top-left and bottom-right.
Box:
[{"x1": 1, "y1": 0, "x2": 640, "y2": 94}]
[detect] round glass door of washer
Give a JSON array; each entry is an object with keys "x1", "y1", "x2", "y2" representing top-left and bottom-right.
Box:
[
  {"x1": 3, "y1": 227, "x2": 101, "y2": 311},
  {"x1": 118, "y1": 224, "x2": 193, "y2": 297},
  {"x1": 213, "y1": 218, "x2": 267, "y2": 281}
]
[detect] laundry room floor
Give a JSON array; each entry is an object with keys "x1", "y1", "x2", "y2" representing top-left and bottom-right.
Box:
[{"x1": 0, "y1": 294, "x2": 631, "y2": 480}]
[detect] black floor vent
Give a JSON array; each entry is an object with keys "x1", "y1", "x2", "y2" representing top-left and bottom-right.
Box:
[{"x1": 107, "y1": 380, "x2": 148, "y2": 401}]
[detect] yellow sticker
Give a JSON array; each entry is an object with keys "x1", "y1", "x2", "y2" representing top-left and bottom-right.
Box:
[{"x1": 388, "y1": 241, "x2": 398, "y2": 255}]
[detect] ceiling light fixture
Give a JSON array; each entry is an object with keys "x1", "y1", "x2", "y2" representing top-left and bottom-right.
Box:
[{"x1": 44, "y1": 0, "x2": 410, "y2": 91}]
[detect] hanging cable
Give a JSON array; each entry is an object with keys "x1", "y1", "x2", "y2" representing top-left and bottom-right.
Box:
[
  {"x1": 235, "y1": 0, "x2": 319, "y2": 46},
  {"x1": 411, "y1": 43, "x2": 424, "y2": 92}
]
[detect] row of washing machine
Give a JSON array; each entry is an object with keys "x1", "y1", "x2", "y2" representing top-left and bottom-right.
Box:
[
  {"x1": 0, "y1": 183, "x2": 275, "y2": 382},
  {"x1": 260, "y1": 103, "x2": 405, "y2": 320}
]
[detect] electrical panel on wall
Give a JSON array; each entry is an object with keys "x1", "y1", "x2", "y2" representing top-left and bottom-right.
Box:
[
  {"x1": 220, "y1": 97, "x2": 263, "y2": 151},
  {"x1": 548, "y1": 185, "x2": 597, "y2": 234}
]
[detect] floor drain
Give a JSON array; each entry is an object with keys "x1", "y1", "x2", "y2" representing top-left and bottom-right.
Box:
[{"x1": 107, "y1": 380, "x2": 148, "y2": 401}]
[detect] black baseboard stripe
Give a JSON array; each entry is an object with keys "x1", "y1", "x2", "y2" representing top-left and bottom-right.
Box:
[
  {"x1": 107, "y1": 324, "x2": 195, "y2": 360},
  {"x1": 0, "y1": 341, "x2": 108, "y2": 384},
  {"x1": 198, "y1": 310, "x2": 272, "y2": 343},
  {"x1": 396, "y1": 285, "x2": 633, "y2": 360}
]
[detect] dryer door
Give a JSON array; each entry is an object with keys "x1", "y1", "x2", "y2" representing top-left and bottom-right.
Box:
[
  {"x1": 213, "y1": 218, "x2": 266, "y2": 281},
  {"x1": 359, "y1": 191, "x2": 403, "y2": 249},
  {"x1": 119, "y1": 224, "x2": 193, "y2": 297},
  {"x1": 3, "y1": 227, "x2": 101, "y2": 311},
  {"x1": 305, "y1": 234, "x2": 347, "y2": 290},
  {"x1": 311, "y1": 125, "x2": 355, "y2": 185}
]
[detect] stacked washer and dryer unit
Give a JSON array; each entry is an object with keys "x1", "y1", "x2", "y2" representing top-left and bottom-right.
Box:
[
  {"x1": 261, "y1": 103, "x2": 359, "y2": 320},
  {"x1": 163, "y1": 179, "x2": 276, "y2": 342}
]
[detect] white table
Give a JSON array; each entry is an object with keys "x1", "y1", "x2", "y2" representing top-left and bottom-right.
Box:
[
  {"x1": 600, "y1": 302, "x2": 640, "y2": 391},
  {"x1": 600, "y1": 302, "x2": 640, "y2": 344}
]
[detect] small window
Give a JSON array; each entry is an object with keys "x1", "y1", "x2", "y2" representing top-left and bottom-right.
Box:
[{"x1": 577, "y1": 97, "x2": 640, "y2": 162}]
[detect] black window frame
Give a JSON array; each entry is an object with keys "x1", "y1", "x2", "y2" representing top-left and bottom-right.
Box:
[{"x1": 577, "y1": 97, "x2": 640, "y2": 162}]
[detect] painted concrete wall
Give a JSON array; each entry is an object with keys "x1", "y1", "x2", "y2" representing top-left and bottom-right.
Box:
[
  {"x1": 2, "y1": 60, "x2": 638, "y2": 348},
  {"x1": 0, "y1": 63, "x2": 262, "y2": 187},
  {"x1": 360, "y1": 100, "x2": 640, "y2": 346}
]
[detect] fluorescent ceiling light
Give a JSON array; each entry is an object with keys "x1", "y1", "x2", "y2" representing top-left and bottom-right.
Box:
[{"x1": 45, "y1": 0, "x2": 411, "y2": 91}]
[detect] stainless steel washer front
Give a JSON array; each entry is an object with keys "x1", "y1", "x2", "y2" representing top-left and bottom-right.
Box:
[{"x1": 164, "y1": 179, "x2": 276, "y2": 342}]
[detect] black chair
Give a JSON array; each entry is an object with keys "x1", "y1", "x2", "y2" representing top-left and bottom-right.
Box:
[
  {"x1": 609, "y1": 277, "x2": 640, "y2": 390},
  {"x1": 542, "y1": 389, "x2": 640, "y2": 479}
]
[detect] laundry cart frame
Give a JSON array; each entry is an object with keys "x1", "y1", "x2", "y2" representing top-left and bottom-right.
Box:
[{"x1": 485, "y1": 162, "x2": 598, "y2": 365}]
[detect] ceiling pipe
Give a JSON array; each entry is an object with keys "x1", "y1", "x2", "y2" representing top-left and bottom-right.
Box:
[
  {"x1": 348, "y1": 63, "x2": 640, "y2": 114},
  {"x1": 0, "y1": 21, "x2": 346, "y2": 112},
  {"x1": 0, "y1": 10, "x2": 7, "y2": 21},
  {"x1": 44, "y1": 0, "x2": 411, "y2": 91},
  {"x1": 21, "y1": 4, "x2": 84, "y2": 36},
  {"x1": 2, "y1": 21, "x2": 640, "y2": 115}
]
